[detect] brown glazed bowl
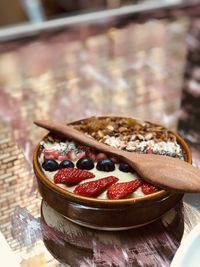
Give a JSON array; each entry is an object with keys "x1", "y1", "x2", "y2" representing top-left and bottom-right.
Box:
[{"x1": 33, "y1": 116, "x2": 192, "y2": 230}]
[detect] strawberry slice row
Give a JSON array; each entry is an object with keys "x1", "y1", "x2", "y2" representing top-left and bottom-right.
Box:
[
  {"x1": 74, "y1": 176, "x2": 119, "y2": 197},
  {"x1": 54, "y1": 168, "x2": 95, "y2": 186},
  {"x1": 53, "y1": 168, "x2": 159, "y2": 198}
]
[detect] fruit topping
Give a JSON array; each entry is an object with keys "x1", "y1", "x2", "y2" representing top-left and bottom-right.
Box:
[
  {"x1": 86, "y1": 151, "x2": 97, "y2": 162},
  {"x1": 42, "y1": 159, "x2": 59, "y2": 172},
  {"x1": 74, "y1": 176, "x2": 119, "y2": 197},
  {"x1": 59, "y1": 160, "x2": 74, "y2": 169},
  {"x1": 76, "y1": 157, "x2": 94, "y2": 170},
  {"x1": 107, "y1": 179, "x2": 143, "y2": 199},
  {"x1": 96, "y1": 153, "x2": 107, "y2": 161},
  {"x1": 76, "y1": 151, "x2": 86, "y2": 159},
  {"x1": 58, "y1": 155, "x2": 69, "y2": 161},
  {"x1": 44, "y1": 149, "x2": 60, "y2": 160},
  {"x1": 68, "y1": 151, "x2": 77, "y2": 161},
  {"x1": 54, "y1": 168, "x2": 95, "y2": 186},
  {"x1": 119, "y1": 162, "x2": 133, "y2": 173},
  {"x1": 96, "y1": 158, "x2": 115, "y2": 172},
  {"x1": 110, "y1": 156, "x2": 119, "y2": 164},
  {"x1": 141, "y1": 183, "x2": 159, "y2": 195}
]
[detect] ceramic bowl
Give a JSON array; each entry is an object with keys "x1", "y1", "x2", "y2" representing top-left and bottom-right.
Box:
[{"x1": 33, "y1": 116, "x2": 192, "y2": 230}]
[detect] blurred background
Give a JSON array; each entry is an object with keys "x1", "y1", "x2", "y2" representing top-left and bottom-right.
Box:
[
  {"x1": 0, "y1": 0, "x2": 153, "y2": 26},
  {"x1": 0, "y1": 0, "x2": 200, "y2": 267}
]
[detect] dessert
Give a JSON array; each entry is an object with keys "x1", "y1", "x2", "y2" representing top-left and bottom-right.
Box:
[
  {"x1": 34, "y1": 116, "x2": 191, "y2": 230},
  {"x1": 38, "y1": 117, "x2": 185, "y2": 200}
]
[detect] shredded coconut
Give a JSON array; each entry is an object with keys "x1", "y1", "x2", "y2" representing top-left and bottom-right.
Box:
[
  {"x1": 104, "y1": 136, "x2": 123, "y2": 148},
  {"x1": 103, "y1": 136, "x2": 184, "y2": 158},
  {"x1": 40, "y1": 141, "x2": 77, "y2": 153}
]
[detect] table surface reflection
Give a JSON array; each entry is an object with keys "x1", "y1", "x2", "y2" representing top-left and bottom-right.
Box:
[{"x1": 0, "y1": 7, "x2": 200, "y2": 267}]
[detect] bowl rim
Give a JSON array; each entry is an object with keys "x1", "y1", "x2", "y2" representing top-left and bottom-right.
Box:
[{"x1": 33, "y1": 116, "x2": 192, "y2": 206}]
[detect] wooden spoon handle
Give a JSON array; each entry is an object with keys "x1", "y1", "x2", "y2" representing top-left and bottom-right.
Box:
[{"x1": 34, "y1": 120, "x2": 134, "y2": 159}]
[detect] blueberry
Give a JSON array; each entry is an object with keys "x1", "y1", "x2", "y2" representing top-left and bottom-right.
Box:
[
  {"x1": 59, "y1": 160, "x2": 74, "y2": 169},
  {"x1": 42, "y1": 159, "x2": 59, "y2": 172},
  {"x1": 119, "y1": 162, "x2": 134, "y2": 173},
  {"x1": 96, "y1": 158, "x2": 115, "y2": 172},
  {"x1": 76, "y1": 157, "x2": 94, "y2": 170}
]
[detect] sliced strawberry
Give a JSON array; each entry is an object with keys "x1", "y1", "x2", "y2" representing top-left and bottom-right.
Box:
[
  {"x1": 44, "y1": 149, "x2": 60, "y2": 159},
  {"x1": 141, "y1": 183, "x2": 159, "y2": 195},
  {"x1": 44, "y1": 149, "x2": 53, "y2": 157},
  {"x1": 68, "y1": 151, "x2": 77, "y2": 161},
  {"x1": 77, "y1": 151, "x2": 86, "y2": 159},
  {"x1": 109, "y1": 156, "x2": 119, "y2": 164},
  {"x1": 58, "y1": 155, "x2": 69, "y2": 161},
  {"x1": 107, "y1": 179, "x2": 143, "y2": 199},
  {"x1": 86, "y1": 151, "x2": 97, "y2": 162},
  {"x1": 74, "y1": 176, "x2": 119, "y2": 197},
  {"x1": 54, "y1": 168, "x2": 95, "y2": 186},
  {"x1": 44, "y1": 154, "x2": 55, "y2": 160},
  {"x1": 53, "y1": 151, "x2": 60, "y2": 159},
  {"x1": 96, "y1": 153, "x2": 107, "y2": 161}
]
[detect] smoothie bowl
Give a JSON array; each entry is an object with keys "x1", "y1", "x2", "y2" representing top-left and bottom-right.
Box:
[{"x1": 33, "y1": 116, "x2": 191, "y2": 230}]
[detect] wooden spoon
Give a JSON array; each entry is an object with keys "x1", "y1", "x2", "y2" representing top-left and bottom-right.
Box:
[{"x1": 34, "y1": 120, "x2": 200, "y2": 193}]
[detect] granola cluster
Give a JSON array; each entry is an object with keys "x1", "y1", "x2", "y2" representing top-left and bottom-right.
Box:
[{"x1": 73, "y1": 117, "x2": 184, "y2": 159}]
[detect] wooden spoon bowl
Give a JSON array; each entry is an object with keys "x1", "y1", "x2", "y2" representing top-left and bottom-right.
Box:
[{"x1": 33, "y1": 116, "x2": 191, "y2": 230}]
